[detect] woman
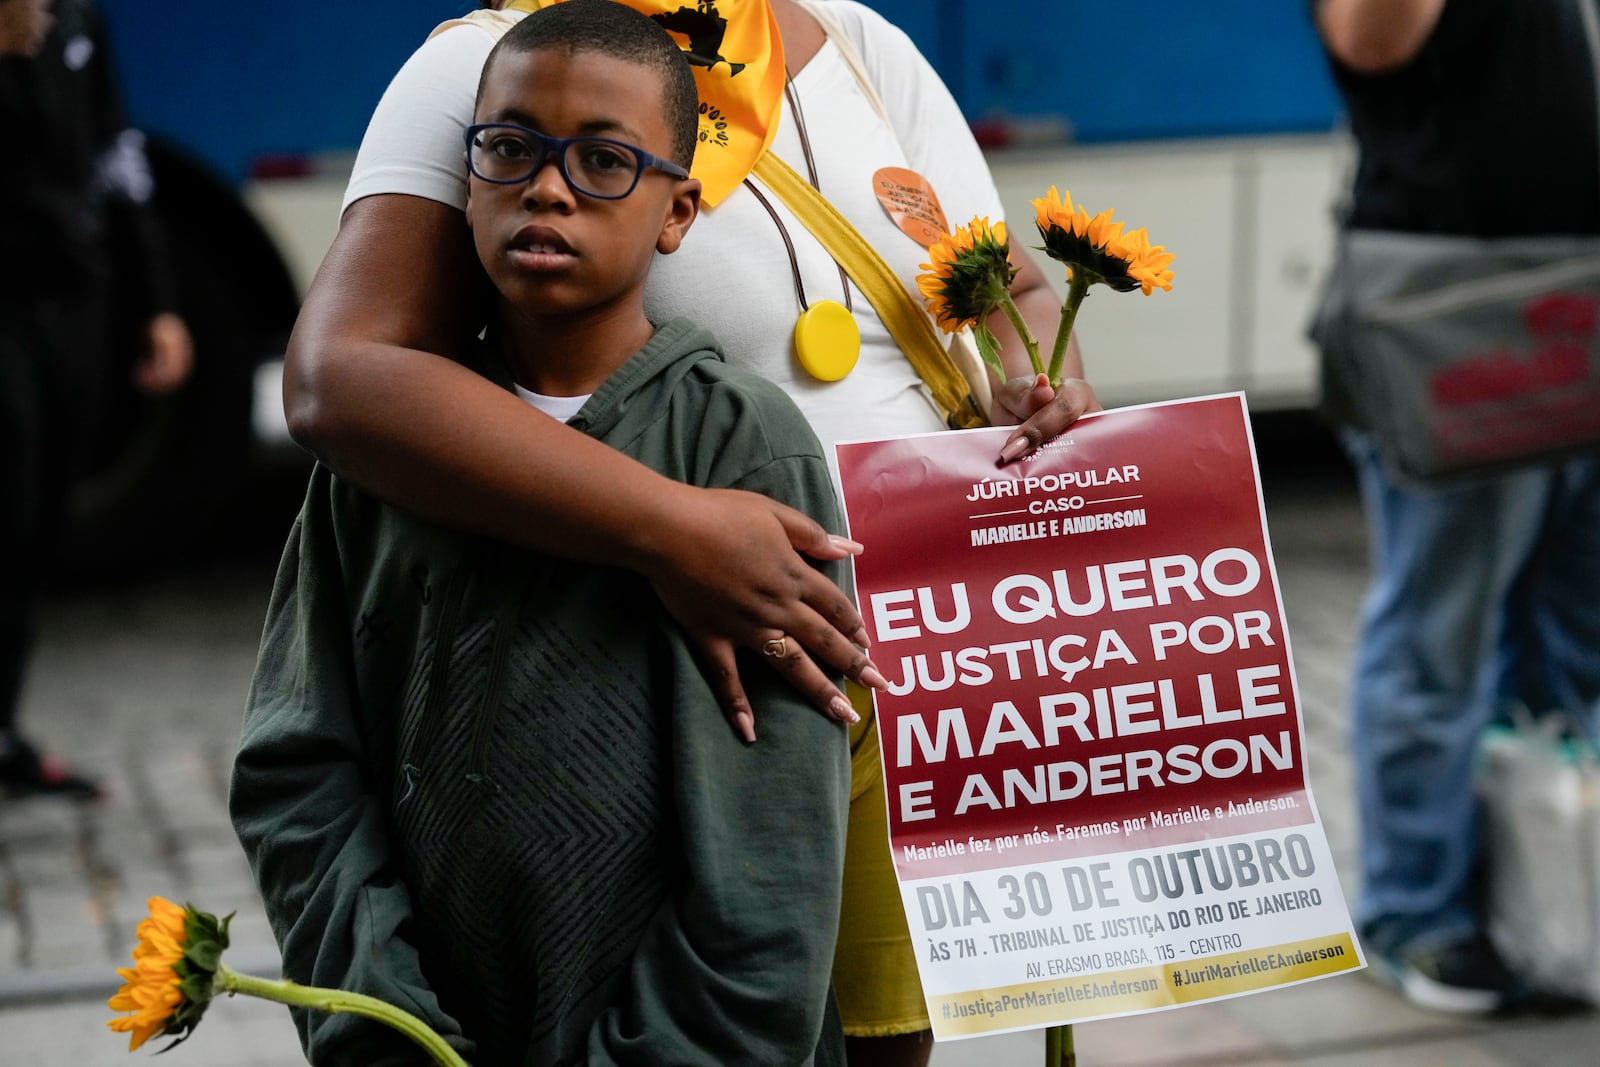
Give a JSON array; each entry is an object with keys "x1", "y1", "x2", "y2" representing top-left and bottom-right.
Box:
[{"x1": 284, "y1": 1, "x2": 1097, "y2": 1061}]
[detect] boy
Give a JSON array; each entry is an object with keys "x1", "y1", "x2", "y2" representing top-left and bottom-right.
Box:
[{"x1": 230, "y1": 3, "x2": 849, "y2": 1064}]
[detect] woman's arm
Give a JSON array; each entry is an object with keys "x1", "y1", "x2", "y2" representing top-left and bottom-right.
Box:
[{"x1": 284, "y1": 193, "x2": 877, "y2": 737}]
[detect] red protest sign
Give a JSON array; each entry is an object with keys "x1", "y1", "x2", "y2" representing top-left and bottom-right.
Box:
[{"x1": 836, "y1": 394, "x2": 1362, "y2": 1038}]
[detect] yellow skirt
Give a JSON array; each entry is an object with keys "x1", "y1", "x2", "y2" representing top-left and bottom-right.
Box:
[{"x1": 834, "y1": 688, "x2": 930, "y2": 1037}]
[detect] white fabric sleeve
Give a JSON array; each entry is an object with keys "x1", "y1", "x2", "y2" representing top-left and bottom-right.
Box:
[
  {"x1": 340, "y1": 22, "x2": 499, "y2": 216},
  {"x1": 818, "y1": 1, "x2": 1006, "y2": 224}
]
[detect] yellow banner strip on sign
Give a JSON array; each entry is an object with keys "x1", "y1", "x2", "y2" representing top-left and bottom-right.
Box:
[{"x1": 926, "y1": 934, "x2": 1360, "y2": 1036}]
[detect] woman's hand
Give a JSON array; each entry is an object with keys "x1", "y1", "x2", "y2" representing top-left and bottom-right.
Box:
[
  {"x1": 982, "y1": 251, "x2": 1102, "y2": 463},
  {"x1": 642, "y1": 485, "x2": 886, "y2": 742},
  {"x1": 990, "y1": 373, "x2": 1103, "y2": 462}
]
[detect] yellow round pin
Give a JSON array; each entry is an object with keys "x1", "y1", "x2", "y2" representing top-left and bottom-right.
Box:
[{"x1": 793, "y1": 300, "x2": 860, "y2": 382}]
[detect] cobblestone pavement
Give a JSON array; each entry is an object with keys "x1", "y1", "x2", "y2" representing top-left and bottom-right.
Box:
[{"x1": 4, "y1": 424, "x2": 1598, "y2": 1067}]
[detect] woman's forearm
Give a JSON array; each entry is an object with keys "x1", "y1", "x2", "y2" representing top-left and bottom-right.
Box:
[
  {"x1": 284, "y1": 195, "x2": 873, "y2": 726},
  {"x1": 291, "y1": 336, "x2": 701, "y2": 574}
]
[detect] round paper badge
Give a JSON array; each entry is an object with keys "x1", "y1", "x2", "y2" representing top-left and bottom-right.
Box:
[
  {"x1": 873, "y1": 167, "x2": 950, "y2": 248},
  {"x1": 794, "y1": 299, "x2": 861, "y2": 382}
]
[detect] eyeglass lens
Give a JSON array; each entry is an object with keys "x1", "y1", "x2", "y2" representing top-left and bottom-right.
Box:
[{"x1": 471, "y1": 128, "x2": 643, "y2": 198}]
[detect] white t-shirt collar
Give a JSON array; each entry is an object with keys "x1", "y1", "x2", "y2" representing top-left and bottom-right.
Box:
[{"x1": 513, "y1": 382, "x2": 590, "y2": 424}]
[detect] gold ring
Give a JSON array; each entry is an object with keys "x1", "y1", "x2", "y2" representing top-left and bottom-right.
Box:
[{"x1": 762, "y1": 637, "x2": 789, "y2": 659}]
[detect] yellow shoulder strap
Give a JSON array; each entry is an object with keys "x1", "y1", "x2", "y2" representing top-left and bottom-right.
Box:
[{"x1": 749, "y1": 152, "x2": 988, "y2": 428}]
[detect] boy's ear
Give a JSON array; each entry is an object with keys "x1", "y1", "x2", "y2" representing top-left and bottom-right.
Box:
[{"x1": 655, "y1": 178, "x2": 702, "y2": 255}]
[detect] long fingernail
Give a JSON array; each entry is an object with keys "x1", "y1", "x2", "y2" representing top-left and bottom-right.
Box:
[
  {"x1": 852, "y1": 628, "x2": 871, "y2": 649},
  {"x1": 829, "y1": 695, "x2": 860, "y2": 724},
  {"x1": 859, "y1": 665, "x2": 889, "y2": 690},
  {"x1": 829, "y1": 535, "x2": 864, "y2": 555},
  {"x1": 998, "y1": 437, "x2": 1029, "y2": 463},
  {"x1": 737, "y1": 711, "x2": 756, "y2": 744}
]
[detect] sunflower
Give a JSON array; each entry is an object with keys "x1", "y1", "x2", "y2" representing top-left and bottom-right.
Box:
[
  {"x1": 1024, "y1": 185, "x2": 1175, "y2": 382},
  {"x1": 107, "y1": 894, "x2": 471, "y2": 1064},
  {"x1": 1031, "y1": 185, "x2": 1174, "y2": 295},
  {"x1": 107, "y1": 897, "x2": 229, "y2": 1051},
  {"x1": 916, "y1": 216, "x2": 1038, "y2": 379},
  {"x1": 918, "y1": 216, "x2": 1016, "y2": 332}
]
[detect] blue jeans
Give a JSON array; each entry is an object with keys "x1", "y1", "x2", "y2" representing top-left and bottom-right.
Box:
[{"x1": 1343, "y1": 432, "x2": 1600, "y2": 956}]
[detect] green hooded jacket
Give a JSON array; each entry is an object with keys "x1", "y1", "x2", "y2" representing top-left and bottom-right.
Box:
[{"x1": 231, "y1": 319, "x2": 850, "y2": 1067}]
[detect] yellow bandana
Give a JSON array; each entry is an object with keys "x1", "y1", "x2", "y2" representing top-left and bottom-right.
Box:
[{"x1": 500, "y1": 0, "x2": 784, "y2": 207}]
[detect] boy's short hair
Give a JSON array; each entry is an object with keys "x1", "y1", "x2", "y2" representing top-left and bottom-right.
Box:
[{"x1": 479, "y1": 0, "x2": 700, "y2": 169}]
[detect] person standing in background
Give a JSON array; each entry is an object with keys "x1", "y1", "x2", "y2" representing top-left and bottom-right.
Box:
[
  {"x1": 1312, "y1": 0, "x2": 1600, "y2": 1014},
  {"x1": 0, "y1": 0, "x2": 194, "y2": 797}
]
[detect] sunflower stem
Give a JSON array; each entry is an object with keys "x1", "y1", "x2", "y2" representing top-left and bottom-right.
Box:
[
  {"x1": 1047, "y1": 272, "x2": 1091, "y2": 387},
  {"x1": 996, "y1": 289, "x2": 1044, "y2": 379},
  {"x1": 217, "y1": 965, "x2": 470, "y2": 1067},
  {"x1": 1045, "y1": 1023, "x2": 1076, "y2": 1066}
]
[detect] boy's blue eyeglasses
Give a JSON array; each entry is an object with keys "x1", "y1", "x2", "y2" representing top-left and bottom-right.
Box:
[{"x1": 464, "y1": 122, "x2": 689, "y2": 200}]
